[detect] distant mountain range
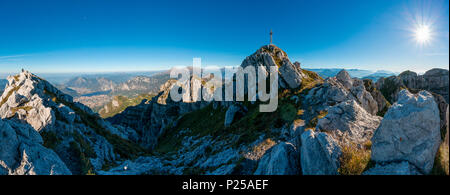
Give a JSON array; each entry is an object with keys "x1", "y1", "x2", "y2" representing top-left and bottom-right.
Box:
[
  {"x1": 56, "y1": 71, "x2": 171, "y2": 111},
  {"x1": 305, "y1": 68, "x2": 398, "y2": 81}
]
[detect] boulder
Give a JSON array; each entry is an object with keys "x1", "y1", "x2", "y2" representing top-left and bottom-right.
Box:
[
  {"x1": 254, "y1": 142, "x2": 300, "y2": 175},
  {"x1": 278, "y1": 59, "x2": 303, "y2": 89},
  {"x1": 336, "y1": 70, "x2": 353, "y2": 89},
  {"x1": 370, "y1": 90, "x2": 441, "y2": 174},
  {"x1": 300, "y1": 130, "x2": 341, "y2": 175}
]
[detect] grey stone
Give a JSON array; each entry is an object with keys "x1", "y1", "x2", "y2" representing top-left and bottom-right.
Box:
[
  {"x1": 300, "y1": 130, "x2": 341, "y2": 175},
  {"x1": 254, "y1": 142, "x2": 300, "y2": 175},
  {"x1": 371, "y1": 90, "x2": 441, "y2": 174}
]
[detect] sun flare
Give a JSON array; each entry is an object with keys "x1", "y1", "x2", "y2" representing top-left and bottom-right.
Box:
[{"x1": 414, "y1": 25, "x2": 432, "y2": 44}]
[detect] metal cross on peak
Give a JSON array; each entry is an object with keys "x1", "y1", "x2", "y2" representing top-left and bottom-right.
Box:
[{"x1": 270, "y1": 29, "x2": 273, "y2": 45}]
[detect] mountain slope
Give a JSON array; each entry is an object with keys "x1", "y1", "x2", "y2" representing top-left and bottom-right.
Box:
[
  {"x1": 60, "y1": 72, "x2": 171, "y2": 112},
  {"x1": 98, "y1": 94, "x2": 154, "y2": 118},
  {"x1": 0, "y1": 70, "x2": 146, "y2": 175}
]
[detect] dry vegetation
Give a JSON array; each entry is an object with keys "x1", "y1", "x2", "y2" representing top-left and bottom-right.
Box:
[{"x1": 338, "y1": 141, "x2": 373, "y2": 175}]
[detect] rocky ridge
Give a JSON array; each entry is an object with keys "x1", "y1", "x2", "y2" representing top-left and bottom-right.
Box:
[
  {"x1": 1, "y1": 45, "x2": 447, "y2": 175},
  {"x1": 0, "y1": 70, "x2": 145, "y2": 174}
]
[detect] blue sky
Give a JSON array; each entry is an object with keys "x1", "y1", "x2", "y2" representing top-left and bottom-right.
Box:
[{"x1": 0, "y1": 0, "x2": 448, "y2": 74}]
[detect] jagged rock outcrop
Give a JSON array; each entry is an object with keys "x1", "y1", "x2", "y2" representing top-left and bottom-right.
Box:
[
  {"x1": 254, "y1": 142, "x2": 300, "y2": 175},
  {"x1": 300, "y1": 130, "x2": 341, "y2": 175},
  {"x1": 299, "y1": 100, "x2": 381, "y2": 175},
  {"x1": 302, "y1": 69, "x2": 379, "y2": 118},
  {"x1": 368, "y1": 90, "x2": 441, "y2": 174},
  {"x1": 108, "y1": 76, "x2": 212, "y2": 149},
  {"x1": 240, "y1": 45, "x2": 305, "y2": 89},
  {"x1": 295, "y1": 69, "x2": 386, "y2": 175},
  {"x1": 316, "y1": 100, "x2": 382, "y2": 145},
  {"x1": 336, "y1": 70, "x2": 353, "y2": 90},
  {"x1": 0, "y1": 119, "x2": 71, "y2": 175},
  {"x1": 363, "y1": 79, "x2": 390, "y2": 116},
  {"x1": 377, "y1": 68, "x2": 449, "y2": 103}
]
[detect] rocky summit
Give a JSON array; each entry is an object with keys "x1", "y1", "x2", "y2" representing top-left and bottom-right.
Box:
[{"x1": 0, "y1": 46, "x2": 448, "y2": 175}]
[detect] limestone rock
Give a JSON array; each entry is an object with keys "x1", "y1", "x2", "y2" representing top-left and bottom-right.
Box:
[
  {"x1": 336, "y1": 70, "x2": 353, "y2": 89},
  {"x1": 363, "y1": 79, "x2": 390, "y2": 116},
  {"x1": 303, "y1": 70, "x2": 379, "y2": 116},
  {"x1": 0, "y1": 119, "x2": 71, "y2": 175},
  {"x1": 317, "y1": 100, "x2": 381, "y2": 144},
  {"x1": 239, "y1": 44, "x2": 304, "y2": 89},
  {"x1": 300, "y1": 130, "x2": 341, "y2": 175},
  {"x1": 278, "y1": 59, "x2": 303, "y2": 89},
  {"x1": 0, "y1": 70, "x2": 143, "y2": 175},
  {"x1": 370, "y1": 90, "x2": 441, "y2": 174},
  {"x1": 377, "y1": 69, "x2": 449, "y2": 104},
  {"x1": 254, "y1": 142, "x2": 300, "y2": 175}
]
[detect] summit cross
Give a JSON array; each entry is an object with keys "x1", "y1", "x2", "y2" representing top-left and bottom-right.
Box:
[{"x1": 270, "y1": 29, "x2": 273, "y2": 45}]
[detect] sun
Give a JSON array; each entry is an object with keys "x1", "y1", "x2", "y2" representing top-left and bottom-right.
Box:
[{"x1": 414, "y1": 25, "x2": 432, "y2": 44}]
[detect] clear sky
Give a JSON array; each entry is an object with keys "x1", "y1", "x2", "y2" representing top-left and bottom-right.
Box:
[{"x1": 0, "y1": 0, "x2": 448, "y2": 74}]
